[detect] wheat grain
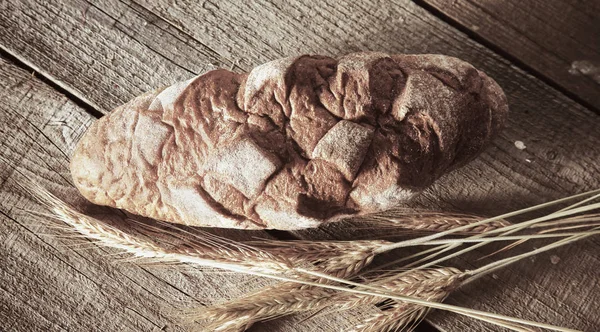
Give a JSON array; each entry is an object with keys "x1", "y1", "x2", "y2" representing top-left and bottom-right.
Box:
[
  {"x1": 195, "y1": 268, "x2": 464, "y2": 331},
  {"x1": 255, "y1": 239, "x2": 386, "y2": 278},
  {"x1": 26, "y1": 181, "x2": 598, "y2": 332},
  {"x1": 27, "y1": 183, "x2": 293, "y2": 274},
  {"x1": 348, "y1": 268, "x2": 463, "y2": 332},
  {"x1": 358, "y1": 210, "x2": 510, "y2": 234}
]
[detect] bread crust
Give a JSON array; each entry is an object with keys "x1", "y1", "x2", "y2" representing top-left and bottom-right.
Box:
[{"x1": 70, "y1": 52, "x2": 508, "y2": 230}]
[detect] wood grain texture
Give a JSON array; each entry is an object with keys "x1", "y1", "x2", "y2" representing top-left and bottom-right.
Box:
[
  {"x1": 131, "y1": 0, "x2": 600, "y2": 330},
  {"x1": 0, "y1": 57, "x2": 375, "y2": 332},
  {"x1": 419, "y1": 0, "x2": 600, "y2": 111},
  {"x1": 0, "y1": 57, "x2": 180, "y2": 332},
  {"x1": 0, "y1": 0, "x2": 599, "y2": 331},
  {"x1": 0, "y1": 0, "x2": 233, "y2": 113},
  {"x1": 0, "y1": 47, "x2": 393, "y2": 332}
]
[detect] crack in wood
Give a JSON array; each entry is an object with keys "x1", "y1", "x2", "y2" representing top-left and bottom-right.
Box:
[{"x1": 0, "y1": 48, "x2": 105, "y2": 119}]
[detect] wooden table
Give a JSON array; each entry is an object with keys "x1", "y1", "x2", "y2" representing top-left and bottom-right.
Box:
[{"x1": 1, "y1": 1, "x2": 599, "y2": 331}]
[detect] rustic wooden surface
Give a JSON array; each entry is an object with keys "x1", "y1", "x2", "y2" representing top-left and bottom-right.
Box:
[
  {"x1": 0, "y1": 56, "x2": 377, "y2": 332},
  {"x1": 419, "y1": 0, "x2": 600, "y2": 111},
  {"x1": 1, "y1": 0, "x2": 599, "y2": 331}
]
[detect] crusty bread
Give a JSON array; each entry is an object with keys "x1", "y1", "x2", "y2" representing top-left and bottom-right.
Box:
[{"x1": 70, "y1": 52, "x2": 508, "y2": 230}]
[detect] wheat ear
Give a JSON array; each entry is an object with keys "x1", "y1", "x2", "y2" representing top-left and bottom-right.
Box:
[
  {"x1": 358, "y1": 210, "x2": 510, "y2": 234},
  {"x1": 187, "y1": 239, "x2": 383, "y2": 330},
  {"x1": 195, "y1": 283, "x2": 335, "y2": 331},
  {"x1": 254, "y1": 239, "x2": 388, "y2": 278},
  {"x1": 27, "y1": 182, "x2": 594, "y2": 332},
  {"x1": 197, "y1": 268, "x2": 464, "y2": 331},
  {"x1": 196, "y1": 213, "x2": 510, "y2": 331},
  {"x1": 27, "y1": 184, "x2": 292, "y2": 274},
  {"x1": 346, "y1": 268, "x2": 463, "y2": 332},
  {"x1": 197, "y1": 213, "x2": 511, "y2": 330}
]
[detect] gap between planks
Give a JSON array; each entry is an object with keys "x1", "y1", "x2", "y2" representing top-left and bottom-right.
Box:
[
  {"x1": 2, "y1": 0, "x2": 599, "y2": 330},
  {"x1": 0, "y1": 30, "x2": 437, "y2": 332},
  {"x1": 0, "y1": 46, "x2": 104, "y2": 118},
  {"x1": 411, "y1": 0, "x2": 600, "y2": 115}
]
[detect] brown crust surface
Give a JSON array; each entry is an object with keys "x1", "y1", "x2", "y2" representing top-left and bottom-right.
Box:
[{"x1": 70, "y1": 52, "x2": 508, "y2": 230}]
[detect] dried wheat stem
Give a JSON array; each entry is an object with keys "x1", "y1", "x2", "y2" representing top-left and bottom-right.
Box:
[
  {"x1": 338, "y1": 267, "x2": 464, "y2": 308},
  {"x1": 361, "y1": 210, "x2": 510, "y2": 234},
  {"x1": 371, "y1": 190, "x2": 600, "y2": 254},
  {"x1": 287, "y1": 267, "x2": 580, "y2": 332},
  {"x1": 28, "y1": 182, "x2": 592, "y2": 332},
  {"x1": 256, "y1": 240, "x2": 386, "y2": 278},
  {"x1": 465, "y1": 227, "x2": 600, "y2": 283},
  {"x1": 351, "y1": 303, "x2": 427, "y2": 332},
  {"x1": 30, "y1": 185, "x2": 292, "y2": 274},
  {"x1": 196, "y1": 283, "x2": 336, "y2": 331},
  {"x1": 189, "y1": 243, "x2": 381, "y2": 330},
  {"x1": 199, "y1": 223, "x2": 509, "y2": 331},
  {"x1": 342, "y1": 268, "x2": 464, "y2": 332},
  {"x1": 556, "y1": 192, "x2": 600, "y2": 213},
  {"x1": 402, "y1": 210, "x2": 600, "y2": 274},
  {"x1": 349, "y1": 268, "x2": 529, "y2": 332},
  {"x1": 197, "y1": 268, "x2": 464, "y2": 331}
]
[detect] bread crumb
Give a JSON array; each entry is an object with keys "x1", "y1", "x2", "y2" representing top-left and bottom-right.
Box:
[
  {"x1": 514, "y1": 140, "x2": 526, "y2": 150},
  {"x1": 550, "y1": 255, "x2": 561, "y2": 265},
  {"x1": 568, "y1": 60, "x2": 600, "y2": 84}
]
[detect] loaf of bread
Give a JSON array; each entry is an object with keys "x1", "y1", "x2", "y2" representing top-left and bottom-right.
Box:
[{"x1": 70, "y1": 52, "x2": 508, "y2": 230}]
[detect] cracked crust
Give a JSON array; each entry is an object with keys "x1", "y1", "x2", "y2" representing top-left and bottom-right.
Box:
[{"x1": 70, "y1": 52, "x2": 508, "y2": 230}]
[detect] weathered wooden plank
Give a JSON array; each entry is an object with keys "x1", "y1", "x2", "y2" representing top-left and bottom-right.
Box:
[
  {"x1": 0, "y1": 57, "x2": 177, "y2": 332},
  {"x1": 0, "y1": 0, "x2": 233, "y2": 113},
  {"x1": 0, "y1": 0, "x2": 599, "y2": 331},
  {"x1": 418, "y1": 0, "x2": 600, "y2": 111},
  {"x1": 0, "y1": 55, "x2": 379, "y2": 332},
  {"x1": 0, "y1": 57, "x2": 292, "y2": 332},
  {"x1": 127, "y1": 0, "x2": 600, "y2": 330}
]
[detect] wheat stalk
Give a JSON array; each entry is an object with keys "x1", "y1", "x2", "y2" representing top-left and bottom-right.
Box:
[
  {"x1": 351, "y1": 226, "x2": 600, "y2": 332},
  {"x1": 254, "y1": 239, "x2": 387, "y2": 278},
  {"x1": 25, "y1": 183, "x2": 293, "y2": 275},
  {"x1": 337, "y1": 268, "x2": 464, "y2": 310},
  {"x1": 197, "y1": 268, "x2": 464, "y2": 331},
  {"x1": 350, "y1": 303, "x2": 426, "y2": 332},
  {"x1": 345, "y1": 268, "x2": 466, "y2": 332},
  {"x1": 192, "y1": 214, "x2": 510, "y2": 330},
  {"x1": 358, "y1": 210, "x2": 510, "y2": 234},
  {"x1": 196, "y1": 283, "x2": 335, "y2": 331},
  {"x1": 196, "y1": 228, "x2": 491, "y2": 330},
  {"x1": 184, "y1": 213, "x2": 511, "y2": 331},
  {"x1": 25, "y1": 181, "x2": 599, "y2": 332},
  {"x1": 184, "y1": 240, "x2": 384, "y2": 330}
]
